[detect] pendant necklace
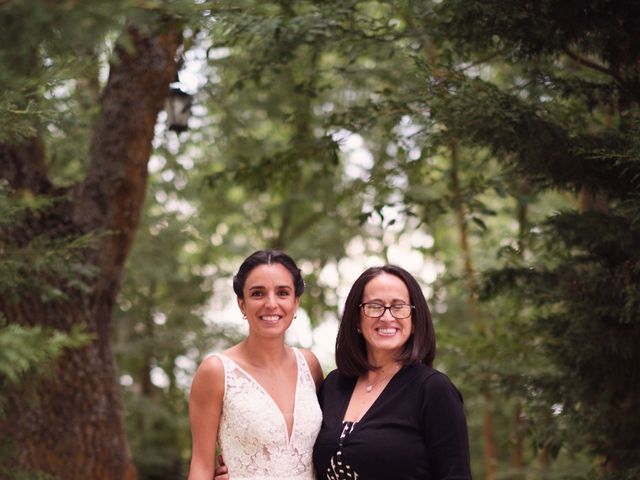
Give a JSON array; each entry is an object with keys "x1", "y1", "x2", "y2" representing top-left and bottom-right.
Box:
[{"x1": 364, "y1": 364, "x2": 401, "y2": 393}]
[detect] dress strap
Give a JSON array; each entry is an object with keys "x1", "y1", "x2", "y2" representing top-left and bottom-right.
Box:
[
  {"x1": 211, "y1": 352, "x2": 231, "y2": 372},
  {"x1": 212, "y1": 353, "x2": 236, "y2": 404},
  {"x1": 291, "y1": 347, "x2": 313, "y2": 384}
]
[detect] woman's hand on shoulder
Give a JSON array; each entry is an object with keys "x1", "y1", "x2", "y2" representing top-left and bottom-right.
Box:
[{"x1": 300, "y1": 348, "x2": 324, "y2": 391}]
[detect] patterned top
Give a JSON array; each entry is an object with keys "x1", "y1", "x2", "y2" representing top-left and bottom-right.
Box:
[
  {"x1": 214, "y1": 348, "x2": 322, "y2": 480},
  {"x1": 313, "y1": 365, "x2": 472, "y2": 480},
  {"x1": 325, "y1": 421, "x2": 359, "y2": 479}
]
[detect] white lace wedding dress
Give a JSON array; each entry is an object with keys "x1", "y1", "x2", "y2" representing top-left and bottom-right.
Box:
[{"x1": 214, "y1": 347, "x2": 322, "y2": 480}]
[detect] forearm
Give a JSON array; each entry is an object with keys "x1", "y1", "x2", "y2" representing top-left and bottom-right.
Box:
[{"x1": 187, "y1": 457, "x2": 215, "y2": 480}]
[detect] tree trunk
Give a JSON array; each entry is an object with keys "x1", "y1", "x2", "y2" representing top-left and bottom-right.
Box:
[
  {"x1": 511, "y1": 186, "x2": 528, "y2": 476},
  {"x1": 0, "y1": 24, "x2": 181, "y2": 480},
  {"x1": 537, "y1": 439, "x2": 552, "y2": 470},
  {"x1": 482, "y1": 391, "x2": 498, "y2": 480},
  {"x1": 510, "y1": 402, "x2": 525, "y2": 475},
  {"x1": 449, "y1": 142, "x2": 477, "y2": 297},
  {"x1": 579, "y1": 188, "x2": 609, "y2": 213}
]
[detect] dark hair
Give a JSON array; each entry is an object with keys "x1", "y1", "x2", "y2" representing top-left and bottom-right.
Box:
[
  {"x1": 233, "y1": 250, "x2": 304, "y2": 299},
  {"x1": 335, "y1": 264, "x2": 436, "y2": 377}
]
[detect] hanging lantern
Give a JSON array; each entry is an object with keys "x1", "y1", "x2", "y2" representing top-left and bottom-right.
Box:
[{"x1": 165, "y1": 87, "x2": 192, "y2": 133}]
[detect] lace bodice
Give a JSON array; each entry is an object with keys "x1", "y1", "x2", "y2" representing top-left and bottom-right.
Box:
[{"x1": 215, "y1": 348, "x2": 322, "y2": 480}]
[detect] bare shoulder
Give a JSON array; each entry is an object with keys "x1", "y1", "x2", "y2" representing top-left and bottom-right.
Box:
[
  {"x1": 197, "y1": 353, "x2": 224, "y2": 375},
  {"x1": 190, "y1": 355, "x2": 225, "y2": 398},
  {"x1": 299, "y1": 348, "x2": 324, "y2": 388}
]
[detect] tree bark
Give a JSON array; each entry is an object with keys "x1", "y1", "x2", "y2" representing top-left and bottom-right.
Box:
[
  {"x1": 0, "y1": 24, "x2": 181, "y2": 480},
  {"x1": 578, "y1": 188, "x2": 609, "y2": 214},
  {"x1": 481, "y1": 391, "x2": 498, "y2": 480},
  {"x1": 510, "y1": 402, "x2": 525, "y2": 475},
  {"x1": 449, "y1": 142, "x2": 477, "y2": 298},
  {"x1": 510, "y1": 187, "x2": 528, "y2": 477}
]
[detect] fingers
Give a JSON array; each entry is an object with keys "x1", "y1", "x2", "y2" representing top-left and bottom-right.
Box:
[
  {"x1": 213, "y1": 465, "x2": 229, "y2": 480},
  {"x1": 214, "y1": 455, "x2": 228, "y2": 479}
]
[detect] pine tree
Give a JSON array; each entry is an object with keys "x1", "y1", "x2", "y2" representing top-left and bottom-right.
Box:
[{"x1": 427, "y1": 1, "x2": 640, "y2": 476}]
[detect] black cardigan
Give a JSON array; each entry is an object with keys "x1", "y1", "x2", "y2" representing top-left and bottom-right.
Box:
[{"x1": 312, "y1": 364, "x2": 472, "y2": 479}]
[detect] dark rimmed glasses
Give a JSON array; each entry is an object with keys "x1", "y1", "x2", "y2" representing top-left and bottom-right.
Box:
[{"x1": 359, "y1": 302, "x2": 415, "y2": 319}]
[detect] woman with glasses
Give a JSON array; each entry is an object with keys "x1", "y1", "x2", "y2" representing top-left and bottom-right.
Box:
[
  {"x1": 312, "y1": 265, "x2": 471, "y2": 479},
  {"x1": 213, "y1": 264, "x2": 471, "y2": 480}
]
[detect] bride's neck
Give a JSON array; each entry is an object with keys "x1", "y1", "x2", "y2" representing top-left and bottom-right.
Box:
[{"x1": 240, "y1": 336, "x2": 289, "y2": 368}]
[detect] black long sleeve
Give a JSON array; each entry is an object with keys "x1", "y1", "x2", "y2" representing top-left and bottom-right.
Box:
[{"x1": 313, "y1": 364, "x2": 472, "y2": 480}]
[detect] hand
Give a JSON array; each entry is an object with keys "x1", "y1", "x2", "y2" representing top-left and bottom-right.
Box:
[{"x1": 214, "y1": 455, "x2": 229, "y2": 480}]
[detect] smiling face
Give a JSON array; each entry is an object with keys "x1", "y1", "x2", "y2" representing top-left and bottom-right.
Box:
[
  {"x1": 237, "y1": 263, "x2": 300, "y2": 338},
  {"x1": 359, "y1": 272, "x2": 413, "y2": 363}
]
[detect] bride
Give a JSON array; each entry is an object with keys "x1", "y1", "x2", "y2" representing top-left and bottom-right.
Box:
[{"x1": 187, "y1": 250, "x2": 323, "y2": 480}]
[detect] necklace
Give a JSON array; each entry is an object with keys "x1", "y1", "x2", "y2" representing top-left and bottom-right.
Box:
[{"x1": 364, "y1": 364, "x2": 401, "y2": 393}]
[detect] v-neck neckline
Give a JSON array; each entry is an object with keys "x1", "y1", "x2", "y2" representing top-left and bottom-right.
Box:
[
  {"x1": 340, "y1": 366, "x2": 404, "y2": 425},
  {"x1": 220, "y1": 348, "x2": 300, "y2": 445}
]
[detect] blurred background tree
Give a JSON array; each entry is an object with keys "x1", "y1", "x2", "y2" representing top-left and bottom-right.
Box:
[
  {"x1": 2, "y1": 1, "x2": 638, "y2": 479},
  {"x1": 0, "y1": 1, "x2": 191, "y2": 478}
]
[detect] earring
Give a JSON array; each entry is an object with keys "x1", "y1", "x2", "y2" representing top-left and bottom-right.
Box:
[
  {"x1": 357, "y1": 328, "x2": 361, "y2": 334},
  {"x1": 294, "y1": 314, "x2": 298, "y2": 319},
  {"x1": 242, "y1": 313, "x2": 247, "y2": 320}
]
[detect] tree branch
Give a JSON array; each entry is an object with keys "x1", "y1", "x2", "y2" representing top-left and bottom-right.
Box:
[
  {"x1": 73, "y1": 24, "x2": 182, "y2": 282},
  {"x1": 0, "y1": 136, "x2": 52, "y2": 194},
  {"x1": 563, "y1": 47, "x2": 625, "y2": 86}
]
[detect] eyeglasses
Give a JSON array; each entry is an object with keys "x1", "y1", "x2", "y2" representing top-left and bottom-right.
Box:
[{"x1": 359, "y1": 303, "x2": 415, "y2": 319}]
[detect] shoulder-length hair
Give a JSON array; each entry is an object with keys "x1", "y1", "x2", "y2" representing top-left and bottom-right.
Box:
[{"x1": 335, "y1": 265, "x2": 436, "y2": 377}]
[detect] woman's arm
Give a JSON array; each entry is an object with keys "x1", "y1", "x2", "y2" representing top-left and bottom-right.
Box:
[
  {"x1": 423, "y1": 373, "x2": 472, "y2": 479},
  {"x1": 300, "y1": 348, "x2": 325, "y2": 391},
  {"x1": 187, "y1": 355, "x2": 225, "y2": 480}
]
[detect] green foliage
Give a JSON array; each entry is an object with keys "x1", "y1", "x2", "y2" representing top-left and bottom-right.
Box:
[
  {"x1": 123, "y1": 390, "x2": 190, "y2": 480},
  {"x1": 4, "y1": 0, "x2": 638, "y2": 477},
  {"x1": 0, "y1": 0, "x2": 128, "y2": 144},
  {"x1": 435, "y1": 0, "x2": 640, "y2": 75},
  {"x1": 0, "y1": 185, "x2": 93, "y2": 478},
  {"x1": 482, "y1": 206, "x2": 640, "y2": 468},
  {"x1": 428, "y1": 0, "x2": 640, "y2": 475},
  {"x1": 0, "y1": 445, "x2": 57, "y2": 480},
  {"x1": 0, "y1": 187, "x2": 99, "y2": 301},
  {"x1": 0, "y1": 319, "x2": 91, "y2": 414}
]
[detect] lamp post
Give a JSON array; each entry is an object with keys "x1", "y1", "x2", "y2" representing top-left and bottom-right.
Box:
[{"x1": 165, "y1": 86, "x2": 193, "y2": 133}]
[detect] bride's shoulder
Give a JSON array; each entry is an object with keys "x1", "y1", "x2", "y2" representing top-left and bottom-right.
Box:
[
  {"x1": 189, "y1": 355, "x2": 225, "y2": 410},
  {"x1": 194, "y1": 354, "x2": 225, "y2": 383},
  {"x1": 297, "y1": 348, "x2": 324, "y2": 388}
]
